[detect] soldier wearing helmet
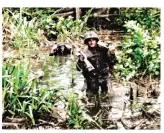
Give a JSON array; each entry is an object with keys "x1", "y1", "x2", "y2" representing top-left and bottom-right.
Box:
[
  {"x1": 83, "y1": 31, "x2": 99, "y2": 44},
  {"x1": 76, "y1": 31, "x2": 117, "y2": 98}
]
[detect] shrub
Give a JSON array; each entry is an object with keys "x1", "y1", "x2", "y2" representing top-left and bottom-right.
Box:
[{"x1": 115, "y1": 20, "x2": 160, "y2": 80}]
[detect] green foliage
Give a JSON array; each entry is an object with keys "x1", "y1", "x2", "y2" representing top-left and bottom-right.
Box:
[
  {"x1": 116, "y1": 8, "x2": 160, "y2": 35},
  {"x1": 67, "y1": 93, "x2": 89, "y2": 129},
  {"x1": 2, "y1": 8, "x2": 91, "y2": 48},
  {"x1": 2, "y1": 59, "x2": 57, "y2": 125},
  {"x1": 115, "y1": 20, "x2": 160, "y2": 80},
  {"x1": 54, "y1": 16, "x2": 89, "y2": 41},
  {"x1": 2, "y1": 8, "x2": 42, "y2": 49},
  {"x1": 3, "y1": 7, "x2": 160, "y2": 128},
  {"x1": 45, "y1": 8, "x2": 92, "y2": 41},
  {"x1": 2, "y1": 6, "x2": 91, "y2": 125},
  {"x1": 21, "y1": 7, "x2": 91, "y2": 41}
]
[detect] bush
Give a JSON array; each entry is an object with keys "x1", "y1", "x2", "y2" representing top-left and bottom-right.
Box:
[
  {"x1": 2, "y1": 59, "x2": 57, "y2": 124},
  {"x1": 116, "y1": 8, "x2": 160, "y2": 36},
  {"x1": 67, "y1": 93, "x2": 89, "y2": 129},
  {"x1": 2, "y1": 8, "x2": 42, "y2": 49},
  {"x1": 115, "y1": 20, "x2": 160, "y2": 80}
]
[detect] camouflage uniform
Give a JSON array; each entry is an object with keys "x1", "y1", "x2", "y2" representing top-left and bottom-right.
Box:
[{"x1": 76, "y1": 31, "x2": 117, "y2": 95}]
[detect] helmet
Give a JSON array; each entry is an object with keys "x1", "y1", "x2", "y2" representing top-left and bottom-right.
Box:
[{"x1": 84, "y1": 31, "x2": 99, "y2": 44}]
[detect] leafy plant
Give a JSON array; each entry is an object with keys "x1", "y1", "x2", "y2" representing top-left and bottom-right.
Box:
[
  {"x1": 116, "y1": 8, "x2": 160, "y2": 36},
  {"x1": 52, "y1": 9, "x2": 92, "y2": 41},
  {"x1": 67, "y1": 93, "x2": 89, "y2": 129},
  {"x1": 2, "y1": 59, "x2": 57, "y2": 125},
  {"x1": 3, "y1": 7, "x2": 93, "y2": 48},
  {"x1": 2, "y1": 8, "x2": 42, "y2": 49},
  {"x1": 115, "y1": 20, "x2": 160, "y2": 80}
]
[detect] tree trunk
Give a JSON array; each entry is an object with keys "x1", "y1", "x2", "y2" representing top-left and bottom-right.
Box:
[{"x1": 75, "y1": 8, "x2": 81, "y2": 19}]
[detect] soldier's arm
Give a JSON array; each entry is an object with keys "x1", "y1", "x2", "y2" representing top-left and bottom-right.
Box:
[
  {"x1": 107, "y1": 46, "x2": 118, "y2": 67},
  {"x1": 108, "y1": 46, "x2": 115, "y2": 55},
  {"x1": 76, "y1": 56, "x2": 87, "y2": 71}
]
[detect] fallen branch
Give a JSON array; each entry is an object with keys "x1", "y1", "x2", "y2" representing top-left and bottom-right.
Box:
[
  {"x1": 93, "y1": 109, "x2": 102, "y2": 121},
  {"x1": 120, "y1": 102, "x2": 137, "y2": 129},
  {"x1": 135, "y1": 119, "x2": 146, "y2": 129},
  {"x1": 141, "y1": 108, "x2": 154, "y2": 121},
  {"x1": 51, "y1": 8, "x2": 64, "y2": 17},
  {"x1": 56, "y1": 11, "x2": 74, "y2": 17},
  {"x1": 78, "y1": 97, "x2": 103, "y2": 129},
  {"x1": 82, "y1": 112, "x2": 103, "y2": 129},
  {"x1": 36, "y1": 119, "x2": 60, "y2": 127},
  {"x1": 4, "y1": 117, "x2": 26, "y2": 123},
  {"x1": 2, "y1": 122, "x2": 20, "y2": 129},
  {"x1": 92, "y1": 14, "x2": 119, "y2": 18}
]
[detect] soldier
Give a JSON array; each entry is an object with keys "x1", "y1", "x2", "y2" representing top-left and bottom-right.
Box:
[
  {"x1": 76, "y1": 31, "x2": 117, "y2": 99},
  {"x1": 49, "y1": 42, "x2": 72, "y2": 56}
]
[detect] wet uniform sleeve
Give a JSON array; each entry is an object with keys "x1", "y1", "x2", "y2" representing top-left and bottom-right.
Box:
[
  {"x1": 76, "y1": 58, "x2": 86, "y2": 71},
  {"x1": 107, "y1": 52, "x2": 118, "y2": 72}
]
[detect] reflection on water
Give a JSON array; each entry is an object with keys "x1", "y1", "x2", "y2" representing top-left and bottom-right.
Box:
[{"x1": 39, "y1": 54, "x2": 84, "y2": 95}]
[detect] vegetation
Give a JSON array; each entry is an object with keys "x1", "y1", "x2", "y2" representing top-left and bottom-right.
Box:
[
  {"x1": 116, "y1": 8, "x2": 160, "y2": 36},
  {"x1": 2, "y1": 7, "x2": 91, "y2": 127},
  {"x1": 2, "y1": 59, "x2": 57, "y2": 125},
  {"x1": 114, "y1": 8, "x2": 160, "y2": 81},
  {"x1": 2, "y1": 7, "x2": 160, "y2": 129},
  {"x1": 115, "y1": 20, "x2": 160, "y2": 80},
  {"x1": 67, "y1": 93, "x2": 89, "y2": 129}
]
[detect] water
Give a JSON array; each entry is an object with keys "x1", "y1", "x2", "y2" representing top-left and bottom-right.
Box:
[
  {"x1": 38, "y1": 53, "x2": 84, "y2": 97},
  {"x1": 36, "y1": 50, "x2": 160, "y2": 129}
]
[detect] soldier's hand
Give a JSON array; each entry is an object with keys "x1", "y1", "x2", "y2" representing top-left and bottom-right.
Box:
[
  {"x1": 79, "y1": 55, "x2": 84, "y2": 61},
  {"x1": 108, "y1": 46, "x2": 115, "y2": 54},
  {"x1": 79, "y1": 54, "x2": 88, "y2": 61}
]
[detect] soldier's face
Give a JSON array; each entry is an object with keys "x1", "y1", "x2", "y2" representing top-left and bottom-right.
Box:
[{"x1": 87, "y1": 38, "x2": 97, "y2": 47}]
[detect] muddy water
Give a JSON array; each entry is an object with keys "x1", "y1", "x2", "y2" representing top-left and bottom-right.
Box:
[
  {"x1": 39, "y1": 56, "x2": 83, "y2": 90},
  {"x1": 36, "y1": 50, "x2": 160, "y2": 129}
]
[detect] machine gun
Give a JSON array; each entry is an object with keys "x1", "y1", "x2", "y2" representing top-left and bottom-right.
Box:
[{"x1": 67, "y1": 37, "x2": 94, "y2": 71}]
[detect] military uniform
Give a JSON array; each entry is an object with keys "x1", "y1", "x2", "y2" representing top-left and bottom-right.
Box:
[{"x1": 76, "y1": 31, "x2": 117, "y2": 95}]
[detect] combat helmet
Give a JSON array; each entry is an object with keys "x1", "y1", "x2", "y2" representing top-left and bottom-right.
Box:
[{"x1": 84, "y1": 31, "x2": 99, "y2": 44}]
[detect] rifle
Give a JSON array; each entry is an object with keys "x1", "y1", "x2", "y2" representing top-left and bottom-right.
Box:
[{"x1": 67, "y1": 37, "x2": 94, "y2": 71}]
